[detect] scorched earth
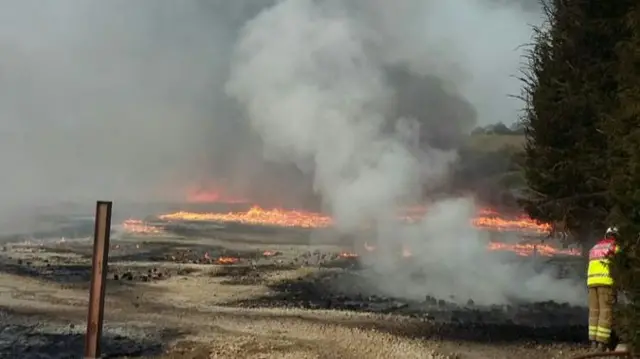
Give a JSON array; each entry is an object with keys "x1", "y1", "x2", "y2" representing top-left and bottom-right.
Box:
[{"x1": 0, "y1": 202, "x2": 591, "y2": 359}]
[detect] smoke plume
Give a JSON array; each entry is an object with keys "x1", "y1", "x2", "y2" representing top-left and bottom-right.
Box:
[
  {"x1": 226, "y1": 0, "x2": 584, "y2": 305},
  {"x1": 0, "y1": 0, "x2": 584, "y2": 304},
  {"x1": 0, "y1": 0, "x2": 537, "y2": 211}
]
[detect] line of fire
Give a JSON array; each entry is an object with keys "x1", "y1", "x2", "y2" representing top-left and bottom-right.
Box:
[{"x1": 121, "y1": 187, "x2": 580, "y2": 265}]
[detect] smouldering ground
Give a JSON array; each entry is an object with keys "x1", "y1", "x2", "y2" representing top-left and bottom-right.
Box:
[{"x1": 0, "y1": 218, "x2": 591, "y2": 359}]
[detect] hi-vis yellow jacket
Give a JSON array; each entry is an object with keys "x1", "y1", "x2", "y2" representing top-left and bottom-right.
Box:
[{"x1": 587, "y1": 238, "x2": 619, "y2": 287}]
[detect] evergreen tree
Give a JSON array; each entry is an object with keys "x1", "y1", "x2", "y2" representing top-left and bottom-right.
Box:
[
  {"x1": 520, "y1": 0, "x2": 626, "y2": 246},
  {"x1": 523, "y1": 0, "x2": 639, "y2": 351},
  {"x1": 606, "y1": 3, "x2": 640, "y2": 353}
]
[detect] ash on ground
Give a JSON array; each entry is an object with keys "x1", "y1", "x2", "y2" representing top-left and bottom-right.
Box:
[
  {"x1": 0, "y1": 308, "x2": 178, "y2": 359},
  {"x1": 0, "y1": 216, "x2": 592, "y2": 356},
  {"x1": 219, "y1": 264, "x2": 586, "y2": 345},
  {"x1": 223, "y1": 265, "x2": 585, "y2": 324}
]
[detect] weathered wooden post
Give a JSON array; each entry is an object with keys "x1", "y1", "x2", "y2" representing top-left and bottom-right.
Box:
[{"x1": 84, "y1": 201, "x2": 112, "y2": 359}]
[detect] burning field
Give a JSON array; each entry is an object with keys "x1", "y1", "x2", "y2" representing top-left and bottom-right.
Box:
[
  {"x1": 0, "y1": 202, "x2": 591, "y2": 359},
  {"x1": 124, "y1": 204, "x2": 579, "y2": 259}
]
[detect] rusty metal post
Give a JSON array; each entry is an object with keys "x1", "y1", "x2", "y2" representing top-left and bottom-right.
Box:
[{"x1": 84, "y1": 201, "x2": 113, "y2": 359}]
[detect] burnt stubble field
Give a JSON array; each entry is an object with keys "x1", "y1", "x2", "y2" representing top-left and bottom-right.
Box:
[{"x1": 0, "y1": 212, "x2": 593, "y2": 359}]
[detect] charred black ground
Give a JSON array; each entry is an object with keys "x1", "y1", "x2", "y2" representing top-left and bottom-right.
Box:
[{"x1": 0, "y1": 213, "x2": 590, "y2": 355}]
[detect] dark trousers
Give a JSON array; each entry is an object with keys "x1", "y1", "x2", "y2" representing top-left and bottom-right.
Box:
[{"x1": 588, "y1": 286, "x2": 614, "y2": 343}]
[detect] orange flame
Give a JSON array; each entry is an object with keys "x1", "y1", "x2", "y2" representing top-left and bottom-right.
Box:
[
  {"x1": 159, "y1": 205, "x2": 550, "y2": 234},
  {"x1": 187, "y1": 189, "x2": 247, "y2": 204},
  {"x1": 216, "y1": 256, "x2": 240, "y2": 264},
  {"x1": 486, "y1": 242, "x2": 579, "y2": 257},
  {"x1": 184, "y1": 182, "x2": 248, "y2": 204},
  {"x1": 359, "y1": 241, "x2": 579, "y2": 258},
  {"x1": 158, "y1": 204, "x2": 571, "y2": 257},
  {"x1": 473, "y1": 215, "x2": 551, "y2": 234},
  {"x1": 159, "y1": 206, "x2": 332, "y2": 228},
  {"x1": 121, "y1": 219, "x2": 163, "y2": 234}
]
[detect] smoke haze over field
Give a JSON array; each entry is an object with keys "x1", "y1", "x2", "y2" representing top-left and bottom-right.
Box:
[
  {"x1": 0, "y1": 0, "x2": 540, "y2": 209},
  {"x1": 226, "y1": 0, "x2": 583, "y2": 305},
  {"x1": 0, "y1": 0, "x2": 582, "y2": 304}
]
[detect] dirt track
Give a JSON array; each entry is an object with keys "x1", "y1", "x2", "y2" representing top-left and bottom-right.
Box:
[{"x1": 0, "y1": 221, "x2": 593, "y2": 359}]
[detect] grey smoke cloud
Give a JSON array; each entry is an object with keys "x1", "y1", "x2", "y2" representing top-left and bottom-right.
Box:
[
  {"x1": 226, "y1": 0, "x2": 583, "y2": 304},
  {"x1": 385, "y1": 65, "x2": 477, "y2": 150},
  {"x1": 0, "y1": 0, "x2": 539, "y2": 211},
  {"x1": 0, "y1": 1, "x2": 224, "y2": 206},
  {"x1": 0, "y1": 0, "x2": 579, "y2": 307},
  {"x1": 226, "y1": 0, "x2": 455, "y2": 227}
]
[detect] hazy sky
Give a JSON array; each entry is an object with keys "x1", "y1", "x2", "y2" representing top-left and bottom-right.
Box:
[{"x1": 0, "y1": 0, "x2": 543, "y2": 210}]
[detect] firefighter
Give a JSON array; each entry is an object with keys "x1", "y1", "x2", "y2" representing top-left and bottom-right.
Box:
[{"x1": 587, "y1": 226, "x2": 619, "y2": 351}]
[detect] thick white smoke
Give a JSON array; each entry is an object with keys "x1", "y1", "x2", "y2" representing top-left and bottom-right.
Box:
[
  {"x1": 0, "y1": 0, "x2": 541, "y2": 216},
  {"x1": 227, "y1": 0, "x2": 585, "y2": 305},
  {"x1": 227, "y1": 0, "x2": 453, "y2": 230}
]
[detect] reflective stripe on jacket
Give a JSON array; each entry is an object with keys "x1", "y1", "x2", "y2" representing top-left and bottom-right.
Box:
[{"x1": 587, "y1": 238, "x2": 617, "y2": 287}]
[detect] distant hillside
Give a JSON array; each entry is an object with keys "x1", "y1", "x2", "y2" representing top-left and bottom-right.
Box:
[
  {"x1": 450, "y1": 133, "x2": 527, "y2": 210},
  {"x1": 466, "y1": 121, "x2": 525, "y2": 152},
  {"x1": 467, "y1": 133, "x2": 525, "y2": 152}
]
